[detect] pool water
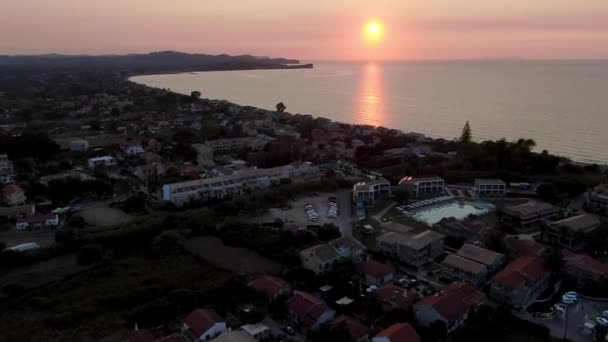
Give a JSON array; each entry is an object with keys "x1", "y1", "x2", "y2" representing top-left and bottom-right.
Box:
[{"x1": 411, "y1": 201, "x2": 494, "y2": 225}]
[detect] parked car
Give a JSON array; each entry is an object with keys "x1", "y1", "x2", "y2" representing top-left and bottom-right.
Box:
[
  {"x1": 601, "y1": 310, "x2": 608, "y2": 318},
  {"x1": 561, "y1": 297, "x2": 576, "y2": 305},
  {"x1": 564, "y1": 291, "x2": 577, "y2": 297},
  {"x1": 596, "y1": 317, "x2": 608, "y2": 327}
]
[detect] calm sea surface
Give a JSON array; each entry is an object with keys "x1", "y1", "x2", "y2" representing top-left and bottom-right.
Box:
[{"x1": 131, "y1": 61, "x2": 608, "y2": 164}]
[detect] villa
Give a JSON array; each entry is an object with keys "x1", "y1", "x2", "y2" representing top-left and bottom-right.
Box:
[
  {"x1": 586, "y1": 184, "x2": 608, "y2": 215},
  {"x1": 489, "y1": 256, "x2": 550, "y2": 309},
  {"x1": 88, "y1": 156, "x2": 117, "y2": 170},
  {"x1": 441, "y1": 254, "x2": 488, "y2": 286}
]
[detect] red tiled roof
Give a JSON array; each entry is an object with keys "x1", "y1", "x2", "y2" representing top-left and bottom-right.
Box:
[
  {"x1": 1, "y1": 184, "x2": 22, "y2": 196},
  {"x1": 492, "y1": 256, "x2": 548, "y2": 289},
  {"x1": 376, "y1": 284, "x2": 417, "y2": 309},
  {"x1": 248, "y1": 275, "x2": 290, "y2": 298},
  {"x1": 503, "y1": 235, "x2": 548, "y2": 257},
  {"x1": 415, "y1": 282, "x2": 485, "y2": 323},
  {"x1": 286, "y1": 291, "x2": 333, "y2": 326},
  {"x1": 156, "y1": 333, "x2": 184, "y2": 342},
  {"x1": 359, "y1": 259, "x2": 394, "y2": 279},
  {"x1": 562, "y1": 250, "x2": 608, "y2": 277},
  {"x1": 331, "y1": 315, "x2": 369, "y2": 342},
  {"x1": 374, "y1": 323, "x2": 420, "y2": 342},
  {"x1": 16, "y1": 213, "x2": 56, "y2": 224},
  {"x1": 183, "y1": 309, "x2": 223, "y2": 337}
]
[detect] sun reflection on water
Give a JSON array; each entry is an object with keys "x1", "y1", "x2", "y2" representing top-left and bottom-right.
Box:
[{"x1": 355, "y1": 63, "x2": 386, "y2": 126}]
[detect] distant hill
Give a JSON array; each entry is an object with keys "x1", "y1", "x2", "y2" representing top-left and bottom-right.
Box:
[{"x1": 0, "y1": 51, "x2": 310, "y2": 73}]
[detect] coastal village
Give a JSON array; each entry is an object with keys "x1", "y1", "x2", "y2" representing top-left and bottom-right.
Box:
[{"x1": 1, "y1": 71, "x2": 608, "y2": 342}]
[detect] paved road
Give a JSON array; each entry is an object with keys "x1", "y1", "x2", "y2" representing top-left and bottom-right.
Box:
[{"x1": 338, "y1": 188, "x2": 354, "y2": 237}]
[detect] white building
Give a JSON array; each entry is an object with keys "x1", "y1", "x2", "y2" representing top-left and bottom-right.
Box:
[
  {"x1": 182, "y1": 309, "x2": 227, "y2": 342},
  {"x1": 241, "y1": 324, "x2": 271, "y2": 341},
  {"x1": 353, "y1": 178, "x2": 391, "y2": 206},
  {"x1": 88, "y1": 156, "x2": 116, "y2": 170},
  {"x1": 474, "y1": 179, "x2": 506, "y2": 197},
  {"x1": 399, "y1": 176, "x2": 445, "y2": 198},
  {"x1": 162, "y1": 163, "x2": 318, "y2": 206}
]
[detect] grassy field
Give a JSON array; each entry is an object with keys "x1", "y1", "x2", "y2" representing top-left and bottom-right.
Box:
[
  {"x1": 185, "y1": 236, "x2": 283, "y2": 274},
  {"x1": 0, "y1": 252, "x2": 230, "y2": 341}
]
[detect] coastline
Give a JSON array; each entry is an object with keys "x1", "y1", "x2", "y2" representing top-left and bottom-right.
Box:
[{"x1": 128, "y1": 68, "x2": 607, "y2": 167}]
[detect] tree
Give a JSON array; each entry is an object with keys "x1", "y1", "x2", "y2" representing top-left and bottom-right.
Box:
[
  {"x1": 190, "y1": 90, "x2": 202, "y2": 100},
  {"x1": 428, "y1": 320, "x2": 448, "y2": 342},
  {"x1": 151, "y1": 230, "x2": 182, "y2": 257},
  {"x1": 392, "y1": 188, "x2": 409, "y2": 203},
  {"x1": 460, "y1": 120, "x2": 472, "y2": 144},
  {"x1": 275, "y1": 102, "x2": 286, "y2": 113},
  {"x1": 537, "y1": 183, "x2": 558, "y2": 202}
]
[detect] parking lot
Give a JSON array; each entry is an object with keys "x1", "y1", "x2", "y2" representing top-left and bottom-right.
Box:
[
  {"x1": 255, "y1": 192, "x2": 353, "y2": 233},
  {"x1": 522, "y1": 296, "x2": 608, "y2": 341}
]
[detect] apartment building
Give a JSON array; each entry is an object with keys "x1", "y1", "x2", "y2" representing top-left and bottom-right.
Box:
[
  {"x1": 546, "y1": 214, "x2": 600, "y2": 251},
  {"x1": 88, "y1": 156, "x2": 117, "y2": 170},
  {"x1": 474, "y1": 179, "x2": 506, "y2": 197},
  {"x1": 500, "y1": 201, "x2": 561, "y2": 233},
  {"x1": 162, "y1": 162, "x2": 318, "y2": 206},
  {"x1": 399, "y1": 176, "x2": 445, "y2": 198},
  {"x1": 352, "y1": 178, "x2": 391, "y2": 206},
  {"x1": 377, "y1": 231, "x2": 445, "y2": 267},
  {"x1": 204, "y1": 135, "x2": 273, "y2": 154}
]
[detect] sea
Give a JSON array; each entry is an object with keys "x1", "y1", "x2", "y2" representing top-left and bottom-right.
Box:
[{"x1": 131, "y1": 61, "x2": 608, "y2": 164}]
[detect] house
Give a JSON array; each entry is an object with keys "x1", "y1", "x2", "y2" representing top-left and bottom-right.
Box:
[
  {"x1": 372, "y1": 323, "x2": 420, "y2": 342},
  {"x1": 474, "y1": 179, "x2": 506, "y2": 197},
  {"x1": 414, "y1": 282, "x2": 486, "y2": 333},
  {"x1": 500, "y1": 201, "x2": 561, "y2": 233},
  {"x1": 352, "y1": 179, "x2": 391, "y2": 206},
  {"x1": 561, "y1": 250, "x2": 608, "y2": 288},
  {"x1": 376, "y1": 284, "x2": 417, "y2": 310},
  {"x1": 359, "y1": 259, "x2": 395, "y2": 287},
  {"x1": 432, "y1": 217, "x2": 487, "y2": 242},
  {"x1": 122, "y1": 140, "x2": 145, "y2": 155},
  {"x1": 286, "y1": 291, "x2": 336, "y2": 330},
  {"x1": 0, "y1": 154, "x2": 15, "y2": 184},
  {"x1": 88, "y1": 156, "x2": 116, "y2": 170},
  {"x1": 210, "y1": 331, "x2": 255, "y2": 342},
  {"x1": 545, "y1": 214, "x2": 600, "y2": 251},
  {"x1": 398, "y1": 176, "x2": 445, "y2": 199},
  {"x1": 2, "y1": 184, "x2": 26, "y2": 206},
  {"x1": 489, "y1": 256, "x2": 550, "y2": 309},
  {"x1": 329, "y1": 237, "x2": 366, "y2": 262},
  {"x1": 192, "y1": 143, "x2": 215, "y2": 167},
  {"x1": 16, "y1": 213, "x2": 59, "y2": 230},
  {"x1": 377, "y1": 231, "x2": 445, "y2": 267},
  {"x1": 181, "y1": 309, "x2": 227, "y2": 342},
  {"x1": 0, "y1": 203, "x2": 35, "y2": 219},
  {"x1": 300, "y1": 244, "x2": 340, "y2": 274},
  {"x1": 585, "y1": 184, "x2": 608, "y2": 215},
  {"x1": 69, "y1": 139, "x2": 89, "y2": 152},
  {"x1": 440, "y1": 254, "x2": 488, "y2": 286},
  {"x1": 240, "y1": 324, "x2": 270, "y2": 341},
  {"x1": 247, "y1": 275, "x2": 292, "y2": 300},
  {"x1": 502, "y1": 235, "x2": 549, "y2": 258},
  {"x1": 456, "y1": 243, "x2": 505, "y2": 275},
  {"x1": 330, "y1": 315, "x2": 369, "y2": 342}
]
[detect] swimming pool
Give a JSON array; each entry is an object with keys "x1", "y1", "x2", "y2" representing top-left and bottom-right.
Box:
[{"x1": 410, "y1": 201, "x2": 495, "y2": 225}]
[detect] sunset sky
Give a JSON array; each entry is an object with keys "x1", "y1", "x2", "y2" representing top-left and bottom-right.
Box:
[{"x1": 2, "y1": 0, "x2": 608, "y2": 60}]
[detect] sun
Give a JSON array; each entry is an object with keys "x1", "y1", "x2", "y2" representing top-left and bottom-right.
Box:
[{"x1": 364, "y1": 21, "x2": 383, "y2": 43}]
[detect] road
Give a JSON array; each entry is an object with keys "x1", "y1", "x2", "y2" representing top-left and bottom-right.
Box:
[{"x1": 338, "y1": 188, "x2": 354, "y2": 237}]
